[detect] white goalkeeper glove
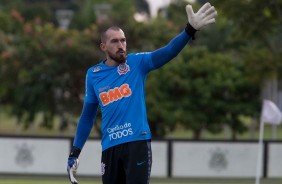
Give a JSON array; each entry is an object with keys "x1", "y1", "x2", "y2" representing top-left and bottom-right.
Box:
[
  {"x1": 67, "y1": 146, "x2": 81, "y2": 184},
  {"x1": 186, "y1": 2, "x2": 217, "y2": 30},
  {"x1": 68, "y1": 157, "x2": 79, "y2": 184}
]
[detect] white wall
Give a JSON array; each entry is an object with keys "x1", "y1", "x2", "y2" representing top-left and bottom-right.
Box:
[
  {"x1": 0, "y1": 137, "x2": 281, "y2": 178},
  {"x1": 0, "y1": 137, "x2": 69, "y2": 174},
  {"x1": 268, "y1": 143, "x2": 282, "y2": 177},
  {"x1": 172, "y1": 142, "x2": 259, "y2": 178}
]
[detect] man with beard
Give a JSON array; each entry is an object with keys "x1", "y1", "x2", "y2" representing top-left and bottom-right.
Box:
[{"x1": 67, "y1": 2, "x2": 217, "y2": 184}]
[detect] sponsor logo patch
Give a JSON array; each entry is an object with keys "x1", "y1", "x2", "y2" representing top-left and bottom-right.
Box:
[
  {"x1": 136, "y1": 161, "x2": 146, "y2": 166},
  {"x1": 107, "y1": 122, "x2": 134, "y2": 141},
  {"x1": 99, "y1": 83, "x2": 132, "y2": 106},
  {"x1": 93, "y1": 66, "x2": 102, "y2": 72}
]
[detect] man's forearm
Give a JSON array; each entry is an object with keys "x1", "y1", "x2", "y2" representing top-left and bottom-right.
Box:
[
  {"x1": 150, "y1": 30, "x2": 192, "y2": 69},
  {"x1": 73, "y1": 102, "x2": 98, "y2": 149}
]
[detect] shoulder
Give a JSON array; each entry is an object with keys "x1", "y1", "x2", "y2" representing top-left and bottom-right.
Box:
[
  {"x1": 128, "y1": 52, "x2": 151, "y2": 58},
  {"x1": 87, "y1": 62, "x2": 104, "y2": 75},
  {"x1": 127, "y1": 52, "x2": 152, "y2": 62}
]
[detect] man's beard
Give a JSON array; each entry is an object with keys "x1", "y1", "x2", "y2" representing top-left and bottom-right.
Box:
[{"x1": 109, "y1": 50, "x2": 126, "y2": 64}]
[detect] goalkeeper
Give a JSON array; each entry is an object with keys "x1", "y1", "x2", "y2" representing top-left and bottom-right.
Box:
[{"x1": 67, "y1": 2, "x2": 217, "y2": 184}]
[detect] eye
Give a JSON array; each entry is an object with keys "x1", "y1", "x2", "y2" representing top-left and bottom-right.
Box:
[{"x1": 111, "y1": 39, "x2": 119, "y2": 43}]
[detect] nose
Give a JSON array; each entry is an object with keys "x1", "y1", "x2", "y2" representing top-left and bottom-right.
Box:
[{"x1": 118, "y1": 41, "x2": 124, "y2": 48}]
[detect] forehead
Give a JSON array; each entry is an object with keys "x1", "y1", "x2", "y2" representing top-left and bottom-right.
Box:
[{"x1": 105, "y1": 29, "x2": 125, "y2": 41}]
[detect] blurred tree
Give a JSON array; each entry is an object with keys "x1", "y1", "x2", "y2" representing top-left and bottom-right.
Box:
[
  {"x1": 212, "y1": 0, "x2": 282, "y2": 81},
  {"x1": 0, "y1": 10, "x2": 102, "y2": 131},
  {"x1": 0, "y1": 0, "x2": 269, "y2": 139},
  {"x1": 146, "y1": 46, "x2": 260, "y2": 138},
  {"x1": 69, "y1": 0, "x2": 96, "y2": 29},
  {"x1": 134, "y1": 0, "x2": 150, "y2": 16},
  {"x1": 0, "y1": 11, "x2": 13, "y2": 32}
]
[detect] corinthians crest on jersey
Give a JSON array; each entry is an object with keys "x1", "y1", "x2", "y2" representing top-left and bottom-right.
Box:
[{"x1": 117, "y1": 62, "x2": 130, "y2": 75}]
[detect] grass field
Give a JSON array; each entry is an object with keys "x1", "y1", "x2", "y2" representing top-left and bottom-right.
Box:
[
  {"x1": 1, "y1": 110, "x2": 282, "y2": 140},
  {"x1": 0, "y1": 176, "x2": 281, "y2": 184}
]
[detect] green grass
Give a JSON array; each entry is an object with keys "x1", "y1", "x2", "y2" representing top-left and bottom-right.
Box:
[
  {"x1": 165, "y1": 125, "x2": 282, "y2": 140},
  {"x1": 0, "y1": 110, "x2": 78, "y2": 137},
  {"x1": 1, "y1": 110, "x2": 282, "y2": 140},
  {"x1": 0, "y1": 176, "x2": 281, "y2": 184}
]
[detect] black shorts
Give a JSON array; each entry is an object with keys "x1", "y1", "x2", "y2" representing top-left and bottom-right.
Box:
[{"x1": 101, "y1": 140, "x2": 152, "y2": 184}]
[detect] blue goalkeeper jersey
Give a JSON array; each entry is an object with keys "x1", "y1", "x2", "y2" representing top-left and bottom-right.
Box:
[
  {"x1": 85, "y1": 53, "x2": 154, "y2": 151},
  {"x1": 73, "y1": 30, "x2": 191, "y2": 151}
]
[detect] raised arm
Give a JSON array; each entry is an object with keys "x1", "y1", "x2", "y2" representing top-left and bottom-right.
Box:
[
  {"x1": 151, "y1": 30, "x2": 191, "y2": 69},
  {"x1": 151, "y1": 2, "x2": 217, "y2": 69}
]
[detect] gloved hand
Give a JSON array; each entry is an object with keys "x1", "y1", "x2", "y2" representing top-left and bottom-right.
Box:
[
  {"x1": 186, "y1": 2, "x2": 217, "y2": 30},
  {"x1": 67, "y1": 146, "x2": 81, "y2": 184},
  {"x1": 68, "y1": 157, "x2": 79, "y2": 184}
]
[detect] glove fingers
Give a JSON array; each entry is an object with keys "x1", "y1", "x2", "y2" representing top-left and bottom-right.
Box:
[
  {"x1": 67, "y1": 158, "x2": 79, "y2": 184},
  {"x1": 204, "y1": 11, "x2": 217, "y2": 22},
  {"x1": 185, "y1": 5, "x2": 194, "y2": 18},
  {"x1": 186, "y1": 2, "x2": 217, "y2": 30},
  {"x1": 73, "y1": 159, "x2": 79, "y2": 171},
  {"x1": 198, "y1": 2, "x2": 211, "y2": 14},
  {"x1": 68, "y1": 167, "x2": 78, "y2": 184},
  {"x1": 203, "y1": 18, "x2": 216, "y2": 26},
  {"x1": 204, "y1": 6, "x2": 216, "y2": 16}
]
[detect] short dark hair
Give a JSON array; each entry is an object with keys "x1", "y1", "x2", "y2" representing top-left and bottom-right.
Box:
[{"x1": 100, "y1": 26, "x2": 122, "y2": 43}]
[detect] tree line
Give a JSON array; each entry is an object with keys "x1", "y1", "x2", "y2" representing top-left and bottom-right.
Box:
[{"x1": 0, "y1": 0, "x2": 281, "y2": 139}]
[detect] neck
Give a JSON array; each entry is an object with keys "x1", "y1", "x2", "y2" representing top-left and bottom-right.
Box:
[{"x1": 105, "y1": 58, "x2": 119, "y2": 66}]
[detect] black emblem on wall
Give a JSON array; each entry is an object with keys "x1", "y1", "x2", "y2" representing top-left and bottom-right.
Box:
[
  {"x1": 209, "y1": 147, "x2": 228, "y2": 172},
  {"x1": 15, "y1": 143, "x2": 34, "y2": 168}
]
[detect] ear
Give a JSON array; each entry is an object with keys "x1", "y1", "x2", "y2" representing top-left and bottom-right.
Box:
[{"x1": 100, "y1": 42, "x2": 106, "y2": 52}]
